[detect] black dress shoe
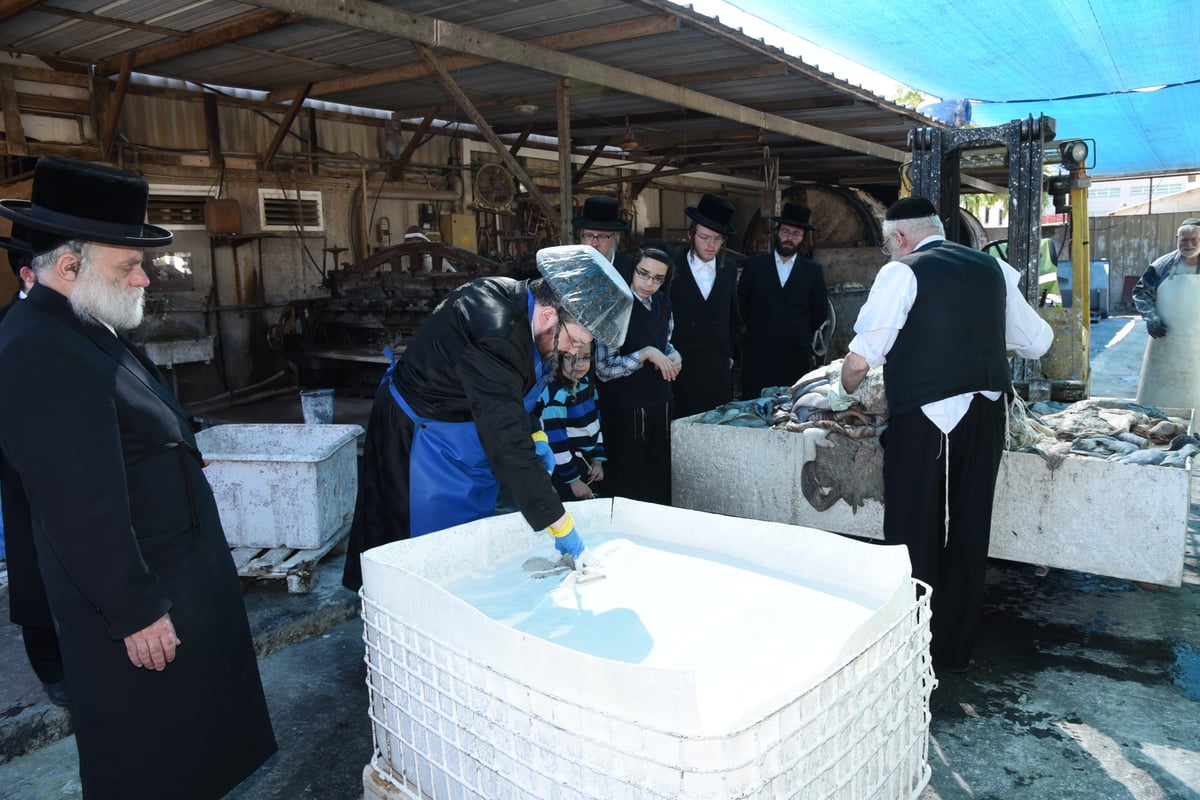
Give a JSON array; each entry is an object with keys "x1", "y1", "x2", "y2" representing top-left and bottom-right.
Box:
[{"x1": 43, "y1": 680, "x2": 69, "y2": 708}]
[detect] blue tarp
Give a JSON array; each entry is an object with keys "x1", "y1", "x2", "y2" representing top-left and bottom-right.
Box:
[{"x1": 729, "y1": 0, "x2": 1200, "y2": 178}]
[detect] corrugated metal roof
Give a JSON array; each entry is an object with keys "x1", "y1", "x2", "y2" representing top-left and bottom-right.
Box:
[{"x1": 0, "y1": 0, "x2": 979, "y2": 190}]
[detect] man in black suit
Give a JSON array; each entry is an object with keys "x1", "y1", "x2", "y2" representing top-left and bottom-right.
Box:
[
  {"x1": 0, "y1": 157, "x2": 275, "y2": 798},
  {"x1": 737, "y1": 203, "x2": 828, "y2": 399},
  {"x1": 573, "y1": 195, "x2": 632, "y2": 273},
  {"x1": 0, "y1": 226, "x2": 68, "y2": 707},
  {"x1": 669, "y1": 193, "x2": 742, "y2": 419}
]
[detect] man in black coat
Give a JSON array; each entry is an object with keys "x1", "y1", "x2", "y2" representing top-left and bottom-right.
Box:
[
  {"x1": 0, "y1": 158, "x2": 275, "y2": 799},
  {"x1": 669, "y1": 194, "x2": 742, "y2": 419},
  {"x1": 573, "y1": 195, "x2": 633, "y2": 273},
  {"x1": 737, "y1": 203, "x2": 828, "y2": 399},
  {"x1": 342, "y1": 245, "x2": 633, "y2": 591},
  {"x1": 0, "y1": 226, "x2": 68, "y2": 707}
]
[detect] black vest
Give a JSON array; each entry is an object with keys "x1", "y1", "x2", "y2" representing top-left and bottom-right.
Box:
[
  {"x1": 605, "y1": 293, "x2": 673, "y2": 409},
  {"x1": 883, "y1": 241, "x2": 1011, "y2": 415}
]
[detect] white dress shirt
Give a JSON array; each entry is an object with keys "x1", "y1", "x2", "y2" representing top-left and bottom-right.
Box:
[
  {"x1": 775, "y1": 252, "x2": 796, "y2": 286},
  {"x1": 688, "y1": 251, "x2": 717, "y2": 300},
  {"x1": 848, "y1": 235, "x2": 1054, "y2": 433}
]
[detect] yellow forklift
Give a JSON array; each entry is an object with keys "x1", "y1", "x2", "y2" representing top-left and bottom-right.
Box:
[{"x1": 905, "y1": 115, "x2": 1094, "y2": 401}]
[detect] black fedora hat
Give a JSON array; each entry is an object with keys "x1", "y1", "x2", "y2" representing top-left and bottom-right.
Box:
[
  {"x1": 571, "y1": 196, "x2": 628, "y2": 231},
  {"x1": 1, "y1": 218, "x2": 32, "y2": 275},
  {"x1": 0, "y1": 157, "x2": 173, "y2": 251},
  {"x1": 772, "y1": 202, "x2": 815, "y2": 230},
  {"x1": 685, "y1": 193, "x2": 737, "y2": 237}
]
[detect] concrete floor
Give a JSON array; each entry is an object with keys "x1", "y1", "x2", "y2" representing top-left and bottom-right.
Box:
[{"x1": 1, "y1": 313, "x2": 1198, "y2": 799}]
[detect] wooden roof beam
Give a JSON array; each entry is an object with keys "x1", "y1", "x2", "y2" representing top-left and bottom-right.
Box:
[
  {"x1": 251, "y1": 0, "x2": 904, "y2": 163},
  {"x1": 95, "y1": 10, "x2": 301, "y2": 77},
  {"x1": 413, "y1": 42, "x2": 562, "y2": 239},
  {"x1": 267, "y1": 14, "x2": 680, "y2": 102},
  {"x1": 0, "y1": 0, "x2": 42, "y2": 26}
]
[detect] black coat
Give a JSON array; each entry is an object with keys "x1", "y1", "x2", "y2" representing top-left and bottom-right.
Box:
[
  {"x1": 737, "y1": 252, "x2": 828, "y2": 399},
  {"x1": 343, "y1": 277, "x2": 563, "y2": 590},
  {"x1": 669, "y1": 250, "x2": 741, "y2": 418},
  {"x1": 0, "y1": 296, "x2": 54, "y2": 631},
  {"x1": 0, "y1": 285, "x2": 275, "y2": 799}
]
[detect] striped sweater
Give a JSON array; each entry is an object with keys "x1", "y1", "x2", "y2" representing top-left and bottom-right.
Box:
[{"x1": 536, "y1": 375, "x2": 605, "y2": 487}]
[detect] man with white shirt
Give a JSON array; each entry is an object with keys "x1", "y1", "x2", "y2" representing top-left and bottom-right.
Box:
[
  {"x1": 669, "y1": 193, "x2": 741, "y2": 419},
  {"x1": 830, "y1": 197, "x2": 1053, "y2": 674},
  {"x1": 737, "y1": 203, "x2": 828, "y2": 399}
]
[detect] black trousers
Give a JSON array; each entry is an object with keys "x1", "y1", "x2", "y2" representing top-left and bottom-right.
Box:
[
  {"x1": 22, "y1": 623, "x2": 65, "y2": 685},
  {"x1": 600, "y1": 403, "x2": 672, "y2": 505},
  {"x1": 881, "y1": 394, "x2": 1005, "y2": 668}
]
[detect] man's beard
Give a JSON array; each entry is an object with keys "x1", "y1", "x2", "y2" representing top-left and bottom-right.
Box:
[
  {"x1": 774, "y1": 236, "x2": 798, "y2": 258},
  {"x1": 534, "y1": 326, "x2": 559, "y2": 361},
  {"x1": 70, "y1": 264, "x2": 145, "y2": 331}
]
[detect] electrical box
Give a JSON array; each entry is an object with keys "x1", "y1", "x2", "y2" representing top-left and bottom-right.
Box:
[{"x1": 439, "y1": 213, "x2": 476, "y2": 253}]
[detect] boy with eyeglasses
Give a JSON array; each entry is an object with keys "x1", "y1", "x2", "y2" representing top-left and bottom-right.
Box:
[
  {"x1": 596, "y1": 245, "x2": 680, "y2": 504},
  {"x1": 536, "y1": 348, "x2": 606, "y2": 501}
]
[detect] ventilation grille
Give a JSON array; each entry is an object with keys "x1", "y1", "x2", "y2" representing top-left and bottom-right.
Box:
[
  {"x1": 147, "y1": 195, "x2": 208, "y2": 227},
  {"x1": 259, "y1": 189, "x2": 323, "y2": 231}
]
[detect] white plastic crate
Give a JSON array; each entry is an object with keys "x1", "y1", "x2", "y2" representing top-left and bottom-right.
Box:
[
  {"x1": 196, "y1": 423, "x2": 362, "y2": 549},
  {"x1": 359, "y1": 498, "x2": 934, "y2": 800}
]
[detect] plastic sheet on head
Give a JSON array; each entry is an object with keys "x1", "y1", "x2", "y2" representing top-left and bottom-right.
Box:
[{"x1": 536, "y1": 244, "x2": 633, "y2": 347}]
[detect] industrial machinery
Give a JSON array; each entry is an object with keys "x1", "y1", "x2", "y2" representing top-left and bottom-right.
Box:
[
  {"x1": 269, "y1": 239, "x2": 511, "y2": 393},
  {"x1": 907, "y1": 114, "x2": 1093, "y2": 400}
]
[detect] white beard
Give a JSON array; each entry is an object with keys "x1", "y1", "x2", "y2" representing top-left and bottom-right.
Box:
[{"x1": 70, "y1": 264, "x2": 145, "y2": 331}]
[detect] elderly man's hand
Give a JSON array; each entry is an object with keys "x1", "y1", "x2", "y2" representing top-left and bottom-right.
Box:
[
  {"x1": 124, "y1": 613, "x2": 180, "y2": 671},
  {"x1": 1145, "y1": 311, "x2": 1168, "y2": 338}
]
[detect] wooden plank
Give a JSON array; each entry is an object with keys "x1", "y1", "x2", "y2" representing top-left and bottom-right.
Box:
[
  {"x1": 556, "y1": 77, "x2": 571, "y2": 242},
  {"x1": 98, "y1": 52, "x2": 133, "y2": 158},
  {"x1": 262, "y1": 83, "x2": 311, "y2": 169},
  {"x1": 255, "y1": 0, "x2": 905, "y2": 162},
  {"x1": 414, "y1": 42, "x2": 562, "y2": 239},
  {"x1": 0, "y1": 65, "x2": 27, "y2": 155},
  {"x1": 268, "y1": 14, "x2": 680, "y2": 102},
  {"x1": 0, "y1": 0, "x2": 42, "y2": 26},
  {"x1": 95, "y1": 10, "x2": 300, "y2": 77}
]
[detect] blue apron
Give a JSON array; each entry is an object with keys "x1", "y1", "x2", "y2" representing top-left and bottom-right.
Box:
[{"x1": 387, "y1": 292, "x2": 548, "y2": 537}]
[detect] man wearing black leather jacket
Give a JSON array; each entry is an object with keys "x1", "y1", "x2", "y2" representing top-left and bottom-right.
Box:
[{"x1": 342, "y1": 246, "x2": 632, "y2": 591}]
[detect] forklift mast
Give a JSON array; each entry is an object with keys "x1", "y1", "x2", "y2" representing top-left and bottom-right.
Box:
[{"x1": 906, "y1": 114, "x2": 1090, "y2": 399}]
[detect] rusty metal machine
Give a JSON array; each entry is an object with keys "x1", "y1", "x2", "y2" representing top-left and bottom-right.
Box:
[{"x1": 269, "y1": 239, "x2": 514, "y2": 392}]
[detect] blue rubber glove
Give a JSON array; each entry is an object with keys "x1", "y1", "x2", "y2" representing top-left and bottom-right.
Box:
[
  {"x1": 531, "y1": 430, "x2": 556, "y2": 474},
  {"x1": 549, "y1": 511, "x2": 585, "y2": 564},
  {"x1": 827, "y1": 378, "x2": 856, "y2": 412}
]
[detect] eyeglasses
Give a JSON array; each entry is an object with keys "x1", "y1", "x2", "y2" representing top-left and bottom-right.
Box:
[
  {"x1": 633, "y1": 266, "x2": 667, "y2": 285},
  {"x1": 581, "y1": 231, "x2": 614, "y2": 243},
  {"x1": 879, "y1": 231, "x2": 898, "y2": 256},
  {"x1": 694, "y1": 231, "x2": 725, "y2": 245},
  {"x1": 560, "y1": 325, "x2": 590, "y2": 353}
]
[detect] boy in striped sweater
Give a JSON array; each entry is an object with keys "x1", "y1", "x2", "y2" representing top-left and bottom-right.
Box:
[{"x1": 537, "y1": 348, "x2": 606, "y2": 501}]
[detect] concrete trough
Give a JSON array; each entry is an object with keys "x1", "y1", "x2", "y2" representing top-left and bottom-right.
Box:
[{"x1": 672, "y1": 408, "x2": 1192, "y2": 587}]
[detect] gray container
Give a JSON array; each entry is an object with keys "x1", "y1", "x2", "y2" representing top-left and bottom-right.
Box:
[{"x1": 300, "y1": 388, "x2": 335, "y2": 424}]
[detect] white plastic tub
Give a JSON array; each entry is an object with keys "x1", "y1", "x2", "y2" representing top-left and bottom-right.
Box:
[
  {"x1": 197, "y1": 423, "x2": 362, "y2": 549},
  {"x1": 360, "y1": 498, "x2": 933, "y2": 800}
]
